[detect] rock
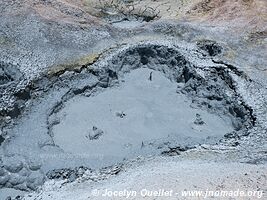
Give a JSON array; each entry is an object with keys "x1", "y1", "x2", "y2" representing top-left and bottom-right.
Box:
[
  {"x1": 0, "y1": 174, "x2": 10, "y2": 186},
  {"x1": 194, "y1": 113, "x2": 205, "y2": 125},
  {"x1": 3, "y1": 156, "x2": 24, "y2": 173},
  {"x1": 18, "y1": 168, "x2": 30, "y2": 177},
  {"x1": 8, "y1": 174, "x2": 26, "y2": 186},
  {"x1": 77, "y1": 167, "x2": 86, "y2": 176},
  {"x1": 15, "y1": 183, "x2": 28, "y2": 191},
  {"x1": 27, "y1": 159, "x2": 41, "y2": 171},
  {"x1": 86, "y1": 126, "x2": 104, "y2": 140},
  {"x1": 68, "y1": 173, "x2": 77, "y2": 182},
  {"x1": 26, "y1": 171, "x2": 45, "y2": 190},
  {"x1": 115, "y1": 111, "x2": 126, "y2": 118}
]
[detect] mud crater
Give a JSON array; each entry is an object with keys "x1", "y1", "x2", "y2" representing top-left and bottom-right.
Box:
[
  {"x1": 97, "y1": 2, "x2": 160, "y2": 29},
  {"x1": 49, "y1": 68, "x2": 234, "y2": 158},
  {"x1": 48, "y1": 45, "x2": 255, "y2": 162},
  {"x1": 0, "y1": 44, "x2": 258, "y2": 191}
]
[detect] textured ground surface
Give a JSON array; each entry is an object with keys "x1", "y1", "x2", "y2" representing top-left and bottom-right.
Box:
[{"x1": 23, "y1": 158, "x2": 267, "y2": 200}]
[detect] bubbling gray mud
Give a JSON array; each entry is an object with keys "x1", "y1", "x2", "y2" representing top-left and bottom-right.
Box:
[
  {"x1": 51, "y1": 68, "x2": 233, "y2": 157},
  {"x1": 0, "y1": 43, "x2": 258, "y2": 192}
]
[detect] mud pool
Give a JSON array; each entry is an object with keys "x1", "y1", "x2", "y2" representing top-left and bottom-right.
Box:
[
  {"x1": 0, "y1": 43, "x2": 263, "y2": 194},
  {"x1": 51, "y1": 68, "x2": 233, "y2": 158}
]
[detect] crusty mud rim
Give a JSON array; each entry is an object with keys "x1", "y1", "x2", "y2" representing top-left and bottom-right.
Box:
[{"x1": 0, "y1": 41, "x2": 266, "y2": 192}]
